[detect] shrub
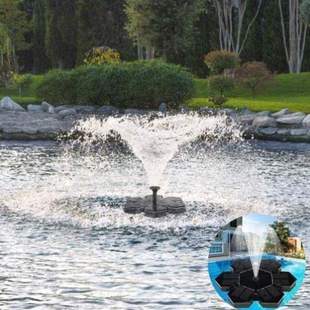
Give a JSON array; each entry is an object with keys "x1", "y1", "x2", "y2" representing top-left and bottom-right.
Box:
[
  {"x1": 208, "y1": 75, "x2": 234, "y2": 96},
  {"x1": 208, "y1": 95, "x2": 228, "y2": 106},
  {"x1": 36, "y1": 69, "x2": 79, "y2": 104},
  {"x1": 36, "y1": 61, "x2": 194, "y2": 108},
  {"x1": 84, "y1": 46, "x2": 121, "y2": 65},
  {"x1": 12, "y1": 74, "x2": 33, "y2": 96},
  {"x1": 236, "y1": 61, "x2": 273, "y2": 97},
  {"x1": 204, "y1": 50, "x2": 240, "y2": 74}
]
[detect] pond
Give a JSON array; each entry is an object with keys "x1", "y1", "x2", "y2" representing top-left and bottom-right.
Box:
[{"x1": 0, "y1": 138, "x2": 309, "y2": 309}]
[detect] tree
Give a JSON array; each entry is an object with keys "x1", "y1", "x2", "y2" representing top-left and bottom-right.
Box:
[
  {"x1": 212, "y1": 0, "x2": 263, "y2": 55},
  {"x1": 208, "y1": 75, "x2": 234, "y2": 96},
  {"x1": 204, "y1": 50, "x2": 240, "y2": 74},
  {"x1": 46, "y1": 0, "x2": 77, "y2": 69},
  {"x1": 279, "y1": 0, "x2": 309, "y2": 73},
  {"x1": 125, "y1": 0, "x2": 203, "y2": 62},
  {"x1": 0, "y1": 23, "x2": 15, "y2": 86},
  {"x1": 0, "y1": 0, "x2": 31, "y2": 51},
  {"x1": 236, "y1": 61, "x2": 273, "y2": 97},
  {"x1": 76, "y1": 0, "x2": 135, "y2": 64},
  {"x1": 271, "y1": 222, "x2": 291, "y2": 252},
  {"x1": 125, "y1": 0, "x2": 155, "y2": 59},
  {"x1": 33, "y1": 0, "x2": 49, "y2": 73}
]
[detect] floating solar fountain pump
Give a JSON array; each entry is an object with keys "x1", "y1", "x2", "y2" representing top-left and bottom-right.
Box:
[
  {"x1": 124, "y1": 186, "x2": 186, "y2": 218},
  {"x1": 215, "y1": 258, "x2": 297, "y2": 309}
]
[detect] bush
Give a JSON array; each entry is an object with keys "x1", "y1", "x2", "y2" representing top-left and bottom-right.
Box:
[
  {"x1": 204, "y1": 50, "x2": 240, "y2": 74},
  {"x1": 36, "y1": 61, "x2": 194, "y2": 108},
  {"x1": 12, "y1": 74, "x2": 33, "y2": 96},
  {"x1": 36, "y1": 69, "x2": 79, "y2": 104},
  {"x1": 84, "y1": 46, "x2": 121, "y2": 65},
  {"x1": 208, "y1": 75, "x2": 234, "y2": 96},
  {"x1": 208, "y1": 96, "x2": 228, "y2": 106},
  {"x1": 236, "y1": 61, "x2": 273, "y2": 97}
]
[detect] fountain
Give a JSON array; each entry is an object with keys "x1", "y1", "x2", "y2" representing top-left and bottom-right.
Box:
[{"x1": 72, "y1": 113, "x2": 240, "y2": 218}]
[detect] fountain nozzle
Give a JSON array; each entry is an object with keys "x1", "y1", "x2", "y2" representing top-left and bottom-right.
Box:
[{"x1": 150, "y1": 186, "x2": 160, "y2": 211}]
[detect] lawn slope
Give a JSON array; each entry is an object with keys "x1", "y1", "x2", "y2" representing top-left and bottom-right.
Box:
[{"x1": 190, "y1": 72, "x2": 310, "y2": 113}]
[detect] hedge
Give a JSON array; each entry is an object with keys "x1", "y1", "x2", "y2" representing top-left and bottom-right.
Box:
[{"x1": 36, "y1": 61, "x2": 194, "y2": 109}]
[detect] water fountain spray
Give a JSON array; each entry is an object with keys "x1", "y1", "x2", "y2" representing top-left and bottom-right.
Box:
[{"x1": 72, "y1": 114, "x2": 240, "y2": 218}]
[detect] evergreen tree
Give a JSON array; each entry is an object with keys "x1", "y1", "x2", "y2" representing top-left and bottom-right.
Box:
[
  {"x1": 76, "y1": 0, "x2": 135, "y2": 64},
  {"x1": 46, "y1": 0, "x2": 77, "y2": 69},
  {"x1": 33, "y1": 0, "x2": 49, "y2": 73}
]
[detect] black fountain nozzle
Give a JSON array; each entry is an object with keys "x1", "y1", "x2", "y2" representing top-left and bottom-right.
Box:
[{"x1": 150, "y1": 186, "x2": 160, "y2": 211}]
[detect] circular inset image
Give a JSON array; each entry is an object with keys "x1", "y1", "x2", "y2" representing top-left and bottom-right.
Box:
[{"x1": 208, "y1": 214, "x2": 306, "y2": 309}]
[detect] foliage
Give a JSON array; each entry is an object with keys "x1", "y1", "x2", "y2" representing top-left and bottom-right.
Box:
[
  {"x1": 12, "y1": 73, "x2": 33, "y2": 95},
  {"x1": 76, "y1": 0, "x2": 135, "y2": 65},
  {"x1": 0, "y1": 0, "x2": 31, "y2": 52},
  {"x1": 45, "y1": 0, "x2": 77, "y2": 69},
  {"x1": 36, "y1": 69, "x2": 79, "y2": 104},
  {"x1": 125, "y1": 0, "x2": 203, "y2": 61},
  {"x1": 33, "y1": 0, "x2": 49, "y2": 73},
  {"x1": 36, "y1": 61, "x2": 194, "y2": 108},
  {"x1": 271, "y1": 221, "x2": 291, "y2": 252},
  {"x1": 204, "y1": 50, "x2": 240, "y2": 74},
  {"x1": 84, "y1": 47, "x2": 121, "y2": 65},
  {"x1": 301, "y1": 0, "x2": 310, "y2": 24},
  {"x1": 208, "y1": 95, "x2": 228, "y2": 106},
  {"x1": 236, "y1": 62, "x2": 273, "y2": 97},
  {"x1": 208, "y1": 75, "x2": 234, "y2": 96}
]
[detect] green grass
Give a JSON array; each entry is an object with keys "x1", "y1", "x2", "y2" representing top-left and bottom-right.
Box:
[{"x1": 190, "y1": 72, "x2": 310, "y2": 113}]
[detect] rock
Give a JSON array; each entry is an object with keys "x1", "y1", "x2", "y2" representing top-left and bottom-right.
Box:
[
  {"x1": 159, "y1": 102, "x2": 167, "y2": 114},
  {"x1": 290, "y1": 112, "x2": 306, "y2": 118},
  {"x1": 238, "y1": 114, "x2": 256, "y2": 125},
  {"x1": 27, "y1": 104, "x2": 43, "y2": 113},
  {"x1": 97, "y1": 105, "x2": 119, "y2": 115},
  {"x1": 73, "y1": 105, "x2": 96, "y2": 114},
  {"x1": 0, "y1": 97, "x2": 25, "y2": 111},
  {"x1": 257, "y1": 127, "x2": 277, "y2": 136},
  {"x1": 271, "y1": 109, "x2": 290, "y2": 118},
  {"x1": 256, "y1": 111, "x2": 271, "y2": 117},
  {"x1": 276, "y1": 114, "x2": 305, "y2": 126},
  {"x1": 124, "y1": 108, "x2": 145, "y2": 115},
  {"x1": 277, "y1": 128, "x2": 290, "y2": 136},
  {"x1": 302, "y1": 115, "x2": 310, "y2": 128},
  {"x1": 241, "y1": 108, "x2": 253, "y2": 115},
  {"x1": 253, "y1": 116, "x2": 277, "y2": 128},
  {"x1": 290, "y1": 128, "x2": 308, "y2": 136},
  {"x1": 58, "y1": 108, "x2": 77, "y2": 119},
  {"x1": 54, "y1": 105, "x2": 71, "y2": 113},
  {"x1": 41, "y1": 101, "x2": 55, "y2": 113},
  {"x1": 221, "y1": 108, "x2": 235, "y2": 116},
  {"x1": 199, "y1": 107, "x2": 216, "y2": 116}
]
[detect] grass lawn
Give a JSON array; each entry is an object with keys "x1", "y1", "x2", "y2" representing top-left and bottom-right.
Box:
[{"x1": 190, "y1": 72, "x2": 310, "y2": 113}]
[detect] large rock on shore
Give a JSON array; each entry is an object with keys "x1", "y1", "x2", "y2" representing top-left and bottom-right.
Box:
[
  {"x1": 41, "y1": 101, "x2": 55, "y2": 113},
  {"x1": 276, "y1": 113, "x2": 305, "y2": 126},
  {"x1": 0, "y1": 111, "x2": 74, "y2": 140},
  {"x1": 271, "y1": 109, "x2": 290, "y2": 118},
  {"x1": 253, "y1": 116, "x2": 277, "y2": 128},
  {"x1": 302, "y1": 115, "x2": 310, "y2": 128},
  {"x1": 0, "y1": 97, "x2": 25, "y2": 111},
  {"x1": 97, "y1": 105, "x2": 119, "y2": 115}
]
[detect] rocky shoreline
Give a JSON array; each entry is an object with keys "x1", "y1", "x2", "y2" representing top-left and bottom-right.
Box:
[{"x1": 1, "y1": 96, "x2": 310, "y2": 143}]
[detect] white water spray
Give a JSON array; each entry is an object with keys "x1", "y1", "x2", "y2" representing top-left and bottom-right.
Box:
[
  {"x1": 232, "y1": 215, "x2": 281, "y2": 279},
  {"x1": 73, "y1": 114, "x2": 241, "y2": 186}
]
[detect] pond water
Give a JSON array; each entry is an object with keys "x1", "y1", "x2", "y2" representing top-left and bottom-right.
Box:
[{"x1": 0, "y1": 139, "x2": 309, "y2": 309}]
